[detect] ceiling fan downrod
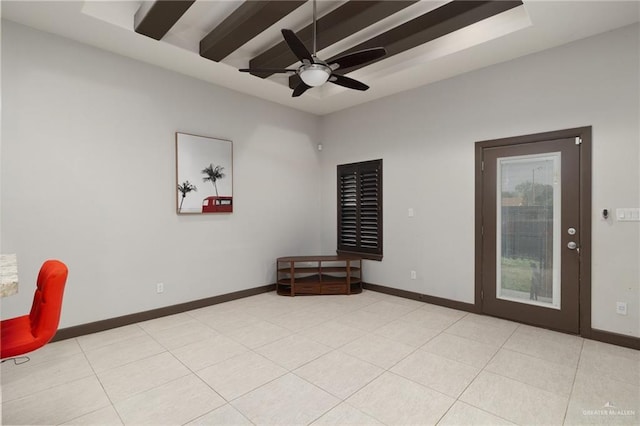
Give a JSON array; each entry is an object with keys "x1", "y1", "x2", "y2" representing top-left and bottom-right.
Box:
[{"x1": 312, "y1": 0, "x2": 317, "y2": 58}]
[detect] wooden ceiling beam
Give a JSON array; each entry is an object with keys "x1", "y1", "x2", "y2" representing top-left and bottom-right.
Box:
[
  {"x1": 200, "y1": 0, "x2": 307, "y2": 62},
  {"x1": 249, "y1": 1, "x2": 419, "y2": 78},
  {"x1": 134, "y1": 0, "x2": 195, "y2": 41},
  {"x1": 289, "y1": 0, "x2": 523, "y2": 88}
]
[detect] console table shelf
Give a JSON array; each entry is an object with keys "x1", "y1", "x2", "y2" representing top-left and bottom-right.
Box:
[{"x1": 276, "y1": 255, "x2": 362, "y2": 296}]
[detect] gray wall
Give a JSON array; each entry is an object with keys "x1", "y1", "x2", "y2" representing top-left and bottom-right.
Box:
[
  {"x1": 1, "y1": 21, "x2": 322, "y2": 327},
  {"x1": 319, "y1": 24, "x2": 640, "y2": 337}
]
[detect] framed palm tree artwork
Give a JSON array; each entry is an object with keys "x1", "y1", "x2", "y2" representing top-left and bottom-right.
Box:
[{"x1": 176, "y1": 132, "x2": 233, "y2": 214}]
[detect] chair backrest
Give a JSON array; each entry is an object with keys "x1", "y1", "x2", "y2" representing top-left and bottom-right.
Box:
[{"x1": 29, "y1": 260, "x2": 68, "y2": 339}]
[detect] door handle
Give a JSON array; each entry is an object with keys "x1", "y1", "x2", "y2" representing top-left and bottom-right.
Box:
[{"x1": 567, "y1": 242, "x2": 577, "y2": 250}]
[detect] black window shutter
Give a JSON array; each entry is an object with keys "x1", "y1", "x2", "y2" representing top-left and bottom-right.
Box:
[{"x1": 337, "y1": 159, "x2": 383, "y2": 260}]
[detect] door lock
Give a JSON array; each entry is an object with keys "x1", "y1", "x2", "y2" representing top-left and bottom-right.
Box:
[
  {"x1": 567, "y1": 241, "x2": 577, "y2": 250},
  {"x1": 567, "y1": 227, "x2": 576, "y2": 235}
]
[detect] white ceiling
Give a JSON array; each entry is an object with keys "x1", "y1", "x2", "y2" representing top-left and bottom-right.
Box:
[{"x1": 2, "y1": 1, "x2": 639, "y2": 116}]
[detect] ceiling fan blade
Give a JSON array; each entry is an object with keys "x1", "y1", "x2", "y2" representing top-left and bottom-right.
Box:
[
  {"x1": 329, "y1": 74, "x2": 369, "y2": 91},
  {"x1": 240, "y1": 67, "x2": 297, "y2": 79},
  {"x1": 292, "y1": 82, "x2": 311, "y2": 97},
  {"x1": 329, "y1": 47, "x2": 387, "y2": 71},
  {"x1": 239, "y1": 68, "x2": 296, "y2": 73},
  {"x1": 240, "y1": 68, "x2": 297, "y2": 79},
  {"x1": 282, "y1": 29, "x2": 313, "y2": 63}
]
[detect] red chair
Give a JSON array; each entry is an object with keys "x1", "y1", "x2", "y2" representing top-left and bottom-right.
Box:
[{"x1": 1, "y1": 260, "x2": 68, "y2": 360}]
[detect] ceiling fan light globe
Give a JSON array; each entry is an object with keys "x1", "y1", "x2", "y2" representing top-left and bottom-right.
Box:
[{"x1": 299, "y1": 64, "x2": 331, "y2": 87}]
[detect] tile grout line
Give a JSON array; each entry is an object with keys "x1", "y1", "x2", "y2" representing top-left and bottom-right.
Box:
[
  {"x1": 227, "y1": 295, "x2": 424, "y2": 425},
  {"x1": 139, "y1": 304, "x2": 262, "y2": 425},
  {"x1": 94, "y1": 321, "x2": 218, "y2": 424},
  {"x1": 561, "y1": 338, "x2": 585, "y2": 425},
  {"x1": 499, "y1": 329, "x2": 584, "y2": 369},
  {"x1": 434, "y1": 321, "x2": 521, "y2": 425},
  {"x1": 72, "y1": 336, "x2": 127, "y2": 426},
  {"x1": 478, "y1": 327, "x2": 582, "y2": 399},
  {"x1": 184, "y1": 300, "x2": 333, "y2": 424},
  {"x1": 299, "y1": 302, "x2": 467, "y2": 425}
]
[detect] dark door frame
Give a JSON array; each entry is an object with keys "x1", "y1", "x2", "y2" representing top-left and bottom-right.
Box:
[{"x1": 474, "y1": 126, "x2": 592, "y2": 337}]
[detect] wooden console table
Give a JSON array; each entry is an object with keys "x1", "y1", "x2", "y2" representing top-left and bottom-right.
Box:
[{"x1": 276, "y1": 255, "x2": 362, "y2": 296}]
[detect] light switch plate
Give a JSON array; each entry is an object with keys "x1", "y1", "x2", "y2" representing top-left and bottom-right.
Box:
[{"x1": 616, "y1": 208, "x2": 640, "y2": 221}]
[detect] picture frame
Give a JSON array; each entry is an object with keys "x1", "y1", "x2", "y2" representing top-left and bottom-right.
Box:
[{"x1": 176, "y1": 132, "x2": 233, "y2": 214}]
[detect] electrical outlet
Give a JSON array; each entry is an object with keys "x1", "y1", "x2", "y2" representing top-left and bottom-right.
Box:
[
  {"x1": 156, "y1": 282, "x2": 164, "y2": 294},
  {"x1": 616, "y1": 302, "x2": 627, "y2": 315},
  {"x1": 410, "y1": 270, "x2": 417, "y2": 280}
]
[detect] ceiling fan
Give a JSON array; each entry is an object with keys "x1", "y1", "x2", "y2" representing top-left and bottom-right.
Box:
[{"x1": 239, "y1": 0, "x2": 386, "y2": 97}]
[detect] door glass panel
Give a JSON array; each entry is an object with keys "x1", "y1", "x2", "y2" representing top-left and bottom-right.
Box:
[{"x1": 496, "y1": 153, "x2": 561, "y2": 309}]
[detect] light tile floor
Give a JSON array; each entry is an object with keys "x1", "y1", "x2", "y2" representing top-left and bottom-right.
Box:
[{"x1": 1, "y1": 290, "x2": 639, "y2": 425}]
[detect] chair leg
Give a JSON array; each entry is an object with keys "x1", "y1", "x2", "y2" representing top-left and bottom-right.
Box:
[{"x1": 1, "y1": 356, "x2": 30, "y2": 365}]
